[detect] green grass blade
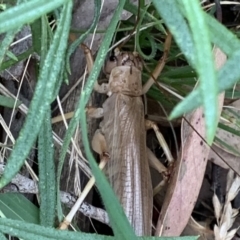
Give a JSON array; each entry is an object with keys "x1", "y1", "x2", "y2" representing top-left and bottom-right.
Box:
[
  {"x1": 0, "y1": 0, "x2": 70, "y2": 33},
  {"x1": 65, "y1": 0, "x2": 101, "y2": 73},
  {"x1": 6, "y1": 50, "x2": 18, "y2": 61},
  {"x1": 0, "y1": 1, "x2": 73, "y2": 188},
  {"x1": 55, "y1": 0, "x2": 100, "y2": 221},
  {"x1": 170, "y1": 47, "x2": 240, "y2": 119},
  {"x1": 38, "y1": 109, "x2": 56, "y2": 227},
  {"x1": 153, "y1": 0, "x2": 240, "y2": 139},
  {"x1": 30, "y1": 18, "x2": 42, "y2": 55},
  {"x1": 206, "y1": 13, "x2": 240, "y2": 55},
  {"x1": 0, "y1": 218, "x2": 198, "y2": 239},
  {"x1": 0, "y1": 218, "x2": 113, "y2": 240},
  {"x1": 218, "y1": 122, "x2": 240, "y2": 138},
  {"x1": 0, "y1": 47, "x2": 34, "y2": 71},
  {"x1": 36, "y1": 17, "x2": 56, "y2": 227},
  {"x1": 153, "y1": 0, "x2": 217, "y2": 143},
  {"x1": 0, "y1": 28, "x2": 20, "y2": 66},
  {"x1": 30, "y1": 15, "x2": 50, "y2": 60},
  {"x1": 0, "y1": 95, "x2": 21, "y2": 108},
  {"x1": 135, "y1": 1, "x2": 157, "y2": 60},
  {"x1": 181, "y1": 0, "x2": 217, "y2": 143},
  {"x1": 152, "y1": 0, "x2": 196, "y2": 67},
  {"x1": 0, "y1": 193, "x2": 39, "y2": 224},
  {"x1": 124, "y1": 0, "x2": 165, "y2": 33},
  {"x1": 0, "y1": 233, "x2": 7, "y2": 240}
]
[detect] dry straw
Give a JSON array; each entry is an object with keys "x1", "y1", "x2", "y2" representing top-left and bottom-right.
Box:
[{"x1": 213, "y1": 170, "x2": 240, "y2": 240}]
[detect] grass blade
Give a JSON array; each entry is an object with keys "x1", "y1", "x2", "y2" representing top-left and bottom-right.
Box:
[
  {"x1": 0, "y1": 28, "x2": 20, "y2": 66},
  {"x1": 0, "y1": 193, "x2": 39, "y2": 224},
  {"x1": 0, "y1": 95, "x2": 21, "y2": 108},
  {"x1": 170, "y1": 48, "x2": 240, "y2": 119},
  {"x1": 0, "y1": 48, "x2": 34, "y2": 71},
  {"x1": 152, "y1": 0, "x2": 196, "y2": 66},
  {"x1": 38, "y1": 109, "x2": 56, "y2": 227},
  {"x1": 0, "y1": 218, "x2": 113, "y2": 240},
  {"x1": 65, "y1": 0, "x2": 101, "y2": 73},
  {"x1": 0, "y1": 0, "x2": 70, "y2": 33},
  {"x1": 153, "y1": 0, "x2": 217, "y2": 143},
  {"x1": 181, "y1": 0, "x2": 217, "y2": 143},
  {"x1": 0, "y1": 218, "x2": 199, "y2": 239},
  {"x1": 0, "y1": 1, "x2": 73, "y2": 188}
]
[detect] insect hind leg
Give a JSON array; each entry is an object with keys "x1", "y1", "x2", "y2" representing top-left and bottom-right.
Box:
[{"x1": 145, "y1": 119, "x2": 174, "y2": 164}]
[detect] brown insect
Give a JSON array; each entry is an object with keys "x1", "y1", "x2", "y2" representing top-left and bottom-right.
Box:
[{"x1": 85, "y1": 45, "x2": 172, "y2": 235}]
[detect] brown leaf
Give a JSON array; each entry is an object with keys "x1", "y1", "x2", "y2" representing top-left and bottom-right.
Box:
[{"x1": 154, "y1": 47, "x2": 226, "y2": 236}]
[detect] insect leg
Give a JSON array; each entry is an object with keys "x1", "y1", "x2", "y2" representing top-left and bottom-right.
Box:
[
  {"x1": 82, "y1": 44, "x2": 109, "y2": 94},
  {"x1": 147, "y1": 147, "x2": 168, "y2": 196},
  {"x1": 142, "y1": 32, "x2": 172, "y2": 94},
  {"x1": 51, "y1": 112, "x2": 75, "y2": 124},
  {"x1": 51, "y1": 107, "x2": 103, "y2": 124},
  {"x1": 145, "y1": 119, "x2": 174, "y2": 164},
  {"x1": 86, "y1": 107, "x2": 103, "y2": 118},
  {"x1": 92, "y1": 129, "x2": 108, "y2": 157},
  {"x1": 85, "y1": 107, "x2": 108, "y2": 155},
  {"x1": 147, "y1": 147, "x2": 167, "y2": 174}
]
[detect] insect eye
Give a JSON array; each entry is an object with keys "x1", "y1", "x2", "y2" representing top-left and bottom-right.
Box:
[{"x1": 109, "y1": 55, "x2": 117, "y2": 62}]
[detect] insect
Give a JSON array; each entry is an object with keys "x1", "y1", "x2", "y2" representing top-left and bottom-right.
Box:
[{"x1": 84, "y1": 44, "x2": 172, "y2": 236}]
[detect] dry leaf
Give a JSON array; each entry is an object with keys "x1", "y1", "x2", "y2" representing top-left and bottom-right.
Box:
[
  {"x1": 226, "y1": 177, "x2": 240, "y2": 202},
  {"x1": 213, "y1": 174, "x2": 240, "y2": 240},
  {"x1": 226, "y1": 170, "x2": 235, "y2": 193},
  {"x1": 214, "y1": 224, "x2": 221, "y2": 240},
  {"x1": 221, "y1": 203, "x2": 232, "y2": 230},
  {"x1": 219, "y1": 222, "x2": 228, "y2": 240},
  {"x1": 213, "y1": 193, "x2": 222, "y2": 225},
  {"x1": 231, "y1": 208, "x2": 238, "y2": 219},
  {"x1": 154, "y1": 48, "x2": 226, "y2": 236},
  {"x1": 225, "y1": 228, "x2": 239, "y2": 240}
]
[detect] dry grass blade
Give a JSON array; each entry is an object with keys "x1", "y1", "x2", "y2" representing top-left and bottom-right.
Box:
[
  {"x1": 213, "y1": 170, "x2": 240, "y2": 240},
  {"x1": 225, "y1": 228, "x2": 239, "y2": 240},
  {"x1": 226, "y1": 176, "x2": 240, "y2": 202},
  {"x1": 58, "y1": 155, "x2": 109, "y2": 230},
  {"x1": 226, "y1": 168, "x2": 235, "y2": 192}
]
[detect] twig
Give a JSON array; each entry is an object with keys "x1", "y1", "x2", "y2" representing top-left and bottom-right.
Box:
[{"x1": 0, "y1": 163, "x2": 110, "y2": 226}]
